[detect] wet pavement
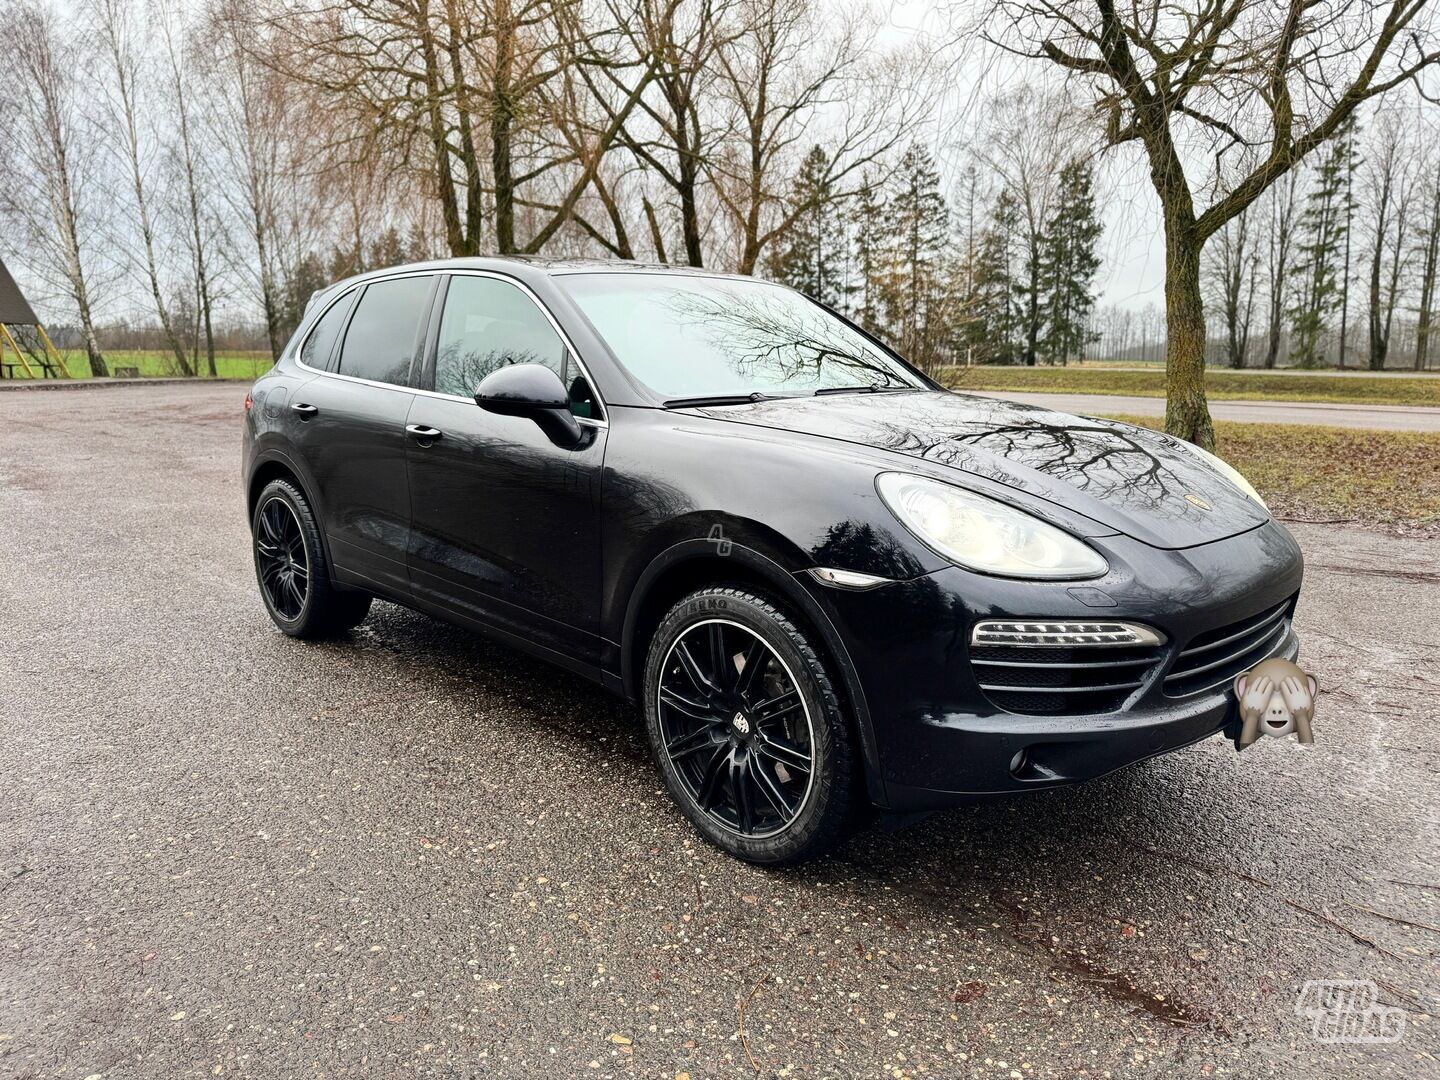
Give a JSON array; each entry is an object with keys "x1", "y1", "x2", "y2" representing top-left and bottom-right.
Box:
[{"x1": 1, "y1": 384, "x2": 1436, "y2": 1078}]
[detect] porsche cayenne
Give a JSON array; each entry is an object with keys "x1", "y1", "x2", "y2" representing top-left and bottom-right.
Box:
[{"x1": 241, "y1": 258, "x2": 1303, "y2": 864}]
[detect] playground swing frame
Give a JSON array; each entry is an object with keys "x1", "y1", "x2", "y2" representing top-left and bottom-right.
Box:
[{"x1": 0, "y1": 321, "x2": 72, "y2": 379}]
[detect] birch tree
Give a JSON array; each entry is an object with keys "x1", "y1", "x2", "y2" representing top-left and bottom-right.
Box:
[
  {"x1": 0, "y1": 0, "x2": 109, "y2": 375},
  {"x1": 97, "y1": 0, "x2": 194, "y2": 375}
]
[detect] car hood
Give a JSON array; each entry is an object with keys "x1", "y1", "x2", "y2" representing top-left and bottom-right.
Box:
[{"x1": 687, "y1": 391, "x2": 1269, "y2": 550}]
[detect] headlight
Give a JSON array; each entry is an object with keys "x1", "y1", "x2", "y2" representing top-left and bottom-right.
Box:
[
  {"x1": 1173, "y1": 440, "x2": 1268, "y2": 511},
  {"x1": 876, "y1": 473, "x2": 1108, "y2": 579}
]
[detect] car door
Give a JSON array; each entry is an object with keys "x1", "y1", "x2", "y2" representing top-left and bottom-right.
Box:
[
  {"x1": 289, "y1": 273, "x2": 437, "y2": 597},
  {"x1": 404, "y1": 272, "x2": 608, "y2": 670}
]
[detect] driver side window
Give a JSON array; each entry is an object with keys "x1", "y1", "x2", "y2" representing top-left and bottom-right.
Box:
[{"x1": 434, "y1": 275, "x2": 598, "y2": 417}]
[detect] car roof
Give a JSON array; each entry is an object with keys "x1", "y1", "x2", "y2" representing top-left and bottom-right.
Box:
[
  {"x1": 335, "y1": 255, "x2": 756, "y2": 286},
  {"x1": 304, "y1": 255, "x2": 768, "y2": 317}
]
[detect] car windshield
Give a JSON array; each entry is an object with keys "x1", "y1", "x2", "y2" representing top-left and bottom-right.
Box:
[{"x1": 556, "y1": 272, "x2": 926, "y2": 401}]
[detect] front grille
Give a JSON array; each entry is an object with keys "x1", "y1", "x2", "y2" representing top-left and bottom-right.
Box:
[
  {"x1": 969, "y1": 642, "x2": 1163, "y2": 716},
  {"x1": 1163, "y1": 598, "x2": 1293, "y2": 698}
]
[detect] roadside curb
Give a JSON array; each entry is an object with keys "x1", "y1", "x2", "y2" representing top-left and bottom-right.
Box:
[{"x1": 0, "y1": 377, "x2": 255, "y2": 392}]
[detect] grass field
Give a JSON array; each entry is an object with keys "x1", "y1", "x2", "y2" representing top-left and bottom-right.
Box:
[
  {"x1": 1105, "y1": 414, "x2": 1440, "y2": 530},
  {"x1": 944, "y1": 364, "x2": 1440, "y2": 407},
  {"x1": 0, "y1": 349, "x2": 274, "y2": 381}
]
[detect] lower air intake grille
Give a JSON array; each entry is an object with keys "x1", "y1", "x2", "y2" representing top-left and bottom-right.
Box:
[
  {"x1": 969, "y1": 641, "x2": 1164, "y2": 716},
  {"x1": 1164, "y1": 598, "x2": 1294, "y2": 698}
]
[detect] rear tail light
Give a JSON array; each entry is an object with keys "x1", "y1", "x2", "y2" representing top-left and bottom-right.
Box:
[{"x1": 244, "y1": 392, "x2": 254, "y2": 412}]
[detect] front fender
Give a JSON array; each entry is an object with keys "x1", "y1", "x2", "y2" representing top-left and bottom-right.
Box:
[{"x1": 618, "y1": 537, "x2": 893, "y2": 809}]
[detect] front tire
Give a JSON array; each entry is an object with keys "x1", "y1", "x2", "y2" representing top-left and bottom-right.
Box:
[
  {"x1": 643, "y1": 587, "x2": 859, "y2": 864},
  {"x1": 251, "y1": 478, "x2": 371, "y2": 638}
]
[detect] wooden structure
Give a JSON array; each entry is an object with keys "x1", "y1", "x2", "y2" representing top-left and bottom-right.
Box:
[{"x1": 0, "y1": 254, "x2": 71, "y2": 379}]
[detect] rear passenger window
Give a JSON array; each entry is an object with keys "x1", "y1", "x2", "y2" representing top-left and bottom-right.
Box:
[
  {"x1": 336, "y1": 276, "x2": 433, "y2": 386},
  {"x1": 300, "y1": 290, "x2": 356, "y2": 370}
]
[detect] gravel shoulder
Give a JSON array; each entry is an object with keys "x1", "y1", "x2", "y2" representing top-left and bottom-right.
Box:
[{"x1": 1, "y1": 384, "x2": 1436, "y2": 1079}]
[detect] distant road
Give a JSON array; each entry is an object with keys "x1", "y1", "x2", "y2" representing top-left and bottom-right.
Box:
[
  {"x1": 967, "y1": 390, "x2": 1440, "y2": 432},
  {"x1": 1063, "y1": 365, "x2": 1440, "y2": 378}
]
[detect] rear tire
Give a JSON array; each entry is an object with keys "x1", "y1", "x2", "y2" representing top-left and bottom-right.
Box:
[
  {"x1": 252, "y1": 478, "x2": 371, "y2": 638},
  {"x1": 643, "y1": 587, "x2": 859, "y2": 864}
]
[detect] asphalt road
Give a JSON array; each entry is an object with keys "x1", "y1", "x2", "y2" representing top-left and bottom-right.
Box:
[
  {"x1": 965, "y1": 391, "x2": 1440, "y2": 432},
  {"x1": 1, "y1": 384, "x2": 1436, "y2": 1079}
]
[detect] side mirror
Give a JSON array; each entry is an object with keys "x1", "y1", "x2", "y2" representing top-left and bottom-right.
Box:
[{"x1": 475, "y1": 363, "x2": 583, "y2": 448}]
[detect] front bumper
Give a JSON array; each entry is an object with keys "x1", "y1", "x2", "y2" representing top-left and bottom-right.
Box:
[{"x1": 805, "y1": 519, "x2": 1305, "y2": 812}]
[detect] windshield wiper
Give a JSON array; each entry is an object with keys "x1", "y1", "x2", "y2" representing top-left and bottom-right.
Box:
[
  {"x1": 662, "y1": 391, "x2": 777, "y2": 409},
  {"x1": 812, "y1": 383, "x2": 910, "y2": 396}
]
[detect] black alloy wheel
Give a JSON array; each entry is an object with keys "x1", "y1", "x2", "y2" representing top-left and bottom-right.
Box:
[
  {"x1": 657, "y1": 618, "x2": 816, "y2": 838},
  {"x1": 645, "y1": 588, "x2": 858, "y2": 864},
  {"x1": 255, "y1": 496, "x2": 309, "y2": 619},
  {"x1": 251, "y1": 477, "x2": 371, "y2": 638}
]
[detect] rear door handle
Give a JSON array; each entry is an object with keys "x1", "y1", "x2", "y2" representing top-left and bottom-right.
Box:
[
  {"x1": 291, "y1": 402, "x2": 318, "y2": 417},
  {"x1": 406, "y1": 424, "x2": 443, "y2": 442}
]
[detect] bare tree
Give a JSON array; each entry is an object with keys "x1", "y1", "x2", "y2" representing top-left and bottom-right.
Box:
[
  {"x1": 0, "y1": 0, "x2": 109, "y2": 376},
  {"x1": 97, "y1": 0, "x2": 194, "y2": 376},
  {"x1": 211, "y1": 0, "x2": 309, "y2": 360},
  {"x1": 254, "y1": 0, "x2": 659, "y2": 258},
  {"x1": 707, "y1": 0, "x2": 922, "y2": 275},
  {"x1": 1261, "y1": 175, "x2": 1299, "y2": 369},
  {"x1": 157, "y1": 0, "x2": 219, "y2": 375},
  {"x1": 1363, "y1": 111, "x2": 1415, "y2": 369},
  {"x1": 604, "y1": 0, "x2": 734, "y2": 266},
  {"x1": 1208, "y1": 206, "x2": 1258, "y2": 368},
  {"x1": 983, "y1": 1, "x2": 1440, "y2": 447},
  {"x1": 509, "y1": 0, "x2": 665, "y2": 255}
]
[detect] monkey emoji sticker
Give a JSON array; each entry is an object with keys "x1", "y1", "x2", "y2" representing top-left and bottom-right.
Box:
[{"x1": 1234, "y1": 657, "x2": 1318, "y2": 746}]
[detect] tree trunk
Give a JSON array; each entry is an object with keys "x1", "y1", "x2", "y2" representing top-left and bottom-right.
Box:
[
  {"x1": 76, "y1": 285, "x2": 107, "y2": 378},
  {"x1": 1368, "y1": 229, "x2": 1385, "y2": 371},
  {"x1": 1163, "y1": 226, "x2": 1215, "y2": 449},
  {"x1": 1023, "y1": 250, "x2": 1039, "y2": 366},
  {"x1": 735, "y1": 67, "x2": 767, "y2": 276},
  {"x1": 592, "y1": 173, "x2": 635, "y2": 260},
  {"x1": 443, "y1": 0, "x2": 483, "y2": 254},
  {"x1": 418, "y1": 0, "x2": 466, "y2": 256},
  {"x1": 489, "y1": 4, "x2": 516, "y2": 254},
  {"x1": 678, "y1": 145, "x2": 704, "y2": 267},
  {"x1": 1415, "y1": 180, "x2": 1439, "y2": 370},
  {"x1": 643, "y1": 196, "x2": 668, "y2": 263},
  {"x1": 58, "y1": 181, "x2": 106, "y2": 377},
  {"x1": 666, "y1": 81, "x2": 704, "y2": 268}
]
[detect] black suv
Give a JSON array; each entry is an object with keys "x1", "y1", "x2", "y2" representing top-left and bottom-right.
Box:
[{"x1": 242, "y1": 258, "x2": 1302, "y2": 863}]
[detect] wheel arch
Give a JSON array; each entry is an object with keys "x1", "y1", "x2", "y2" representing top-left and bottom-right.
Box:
[
  {"x1": 621, "y1": 540, "x2": 889, "y2": 808},
  {"x1": 246, "y1": 450, "x2": 342, "y2": 582}
]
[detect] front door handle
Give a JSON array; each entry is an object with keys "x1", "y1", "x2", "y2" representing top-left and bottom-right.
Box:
[
  {"x1": 291, "y1": 402, "x2": 318, "y2": 417},
  {"x1": 406, "y1": 424, "x2": 443, "y2": 442}
]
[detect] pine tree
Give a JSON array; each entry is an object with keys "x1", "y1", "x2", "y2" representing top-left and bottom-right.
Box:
[
  {"x1": 1289, "y1": 117, "x2": 1358, "y2": 367},
  {"x1": 1037, "y1": 158, "x2": 1103, "y2": 365},
  {"x1": 883, "y1": 143, "x2": 950, "y2": 373},
  {"x1": 769, "y1": 146, "x2": 847, "y2": 309},
  {"x1": 851, "y1": 175, "x2": 889, "y2": 336},
  {"x1": 969, "y1": 190, "x2": 1022, "y2": 365}
]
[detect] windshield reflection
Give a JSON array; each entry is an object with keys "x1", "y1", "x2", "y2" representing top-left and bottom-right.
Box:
[{"x1": 559, "y1": 273, "x2": 923, "y2": 399}]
